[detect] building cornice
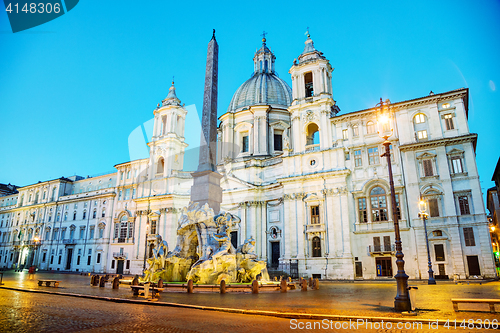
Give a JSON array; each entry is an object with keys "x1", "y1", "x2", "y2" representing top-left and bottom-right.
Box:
[{"x1": 398, "y1": 133, "x2": 477, "y2": 152}]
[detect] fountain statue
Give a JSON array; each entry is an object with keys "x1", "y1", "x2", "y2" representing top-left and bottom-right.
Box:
[{"x1": 142, "y1": 202, "x2": 269, "y2": 284}]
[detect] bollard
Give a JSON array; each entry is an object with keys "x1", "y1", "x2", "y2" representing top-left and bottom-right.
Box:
[
  {"x1": 301, "y1": 278, "x2": 308, "y2": 291},
  {"x1": 132, "y1": 276, "x2": 139, "y2": 286},
  {"x1": 308, "y1": 277, "x2": 313, "y2": 287},
  {"x1": 93, "y1": 275, "x2": 100, "y2": 286},
  {"x1": 187, "y1": 279, "x2": 194, "y2": 293},
  {"x1": 90, "y1": 275, "x2": 95, "y2": 286},
  {"x1": 280, "y1": 278, "x2": 287, "y2": 293},
  {"x1": 144, "y1": 282, "x2": 150, "y2": 298},
  {"x1": 220, "y1": 280, "x2": 226, "y2": 294},
  {"x1": 112, "y1": 276, "x2": 120, "y2": 289},
  {"x1": 313, "y1": 278, "x2": 319, "y2": 290},
  {"x1": 157, "y1": 279, "x2": 163, "y2": 288},
  {"x1": 99, "y1": 276, "x2": 106, "y2": 288},
  {"x1": 252, "y1": 280, "x2": 259, "y2": 294}
]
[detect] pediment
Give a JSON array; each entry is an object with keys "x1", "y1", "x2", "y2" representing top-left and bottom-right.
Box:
[
  {"x1": 416, "y1": 152, "x2": 436, "y2": 160},
  {"x1": 447, "y1": 148, "x2": 464, "y2": 156}
]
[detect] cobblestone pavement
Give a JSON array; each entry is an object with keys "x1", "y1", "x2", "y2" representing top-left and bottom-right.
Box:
[
  {"x1": 1, "y1": 270, "x2": 499, "y2": 331},
  {"x1": 0, "y1": 289, "x2": 493, "y2": 333}
]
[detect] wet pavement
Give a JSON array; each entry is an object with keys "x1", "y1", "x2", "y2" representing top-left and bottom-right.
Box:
[
  {"x1": 0, "y1": 270, "x2": 499, "y2": 329},
  {"x1": 0, "y1": 288, "x2": 478, "y2": 333}
]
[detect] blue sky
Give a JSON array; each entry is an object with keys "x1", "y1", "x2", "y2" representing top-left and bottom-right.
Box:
[{"x1": 1, "y1": 1, "x2": 499, "y2": 199}]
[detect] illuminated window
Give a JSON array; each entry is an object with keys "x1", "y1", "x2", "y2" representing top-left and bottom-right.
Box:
[
  {"x1": 414, "y1": 113, "x2": 426, "y2": 124},
  {"x1": 444, "y1": 114, "x2": 454, "y2": 130},
  {"x1": 352, "y1": 125, "x2": 359, "y2": 137},
  {"x1": 417, "y1": 130, "x2": 428, "y2": 140},
  {"x1": 342, "y1": 129, "x2": 348, "y2": 140}
]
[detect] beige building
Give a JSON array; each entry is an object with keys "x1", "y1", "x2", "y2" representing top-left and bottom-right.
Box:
[{"x1": 0, "y1": 35, "x2": 496, "y2": 279}]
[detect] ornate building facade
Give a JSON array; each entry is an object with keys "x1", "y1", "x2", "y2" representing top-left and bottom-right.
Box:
[{"x1": 0, "y1": 35, "x2": 496, "y2": 279}]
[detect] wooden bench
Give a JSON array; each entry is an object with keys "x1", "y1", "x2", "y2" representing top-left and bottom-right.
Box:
[
  {"x1": 451, "y1": 298, "x2": 500, "y2": 313},
  {"x1": 38, "y1": 280, "x2": 61, "y2": 288},
  {"x1": 130, "y1": 285, "x2": 164, "y2": 297}
]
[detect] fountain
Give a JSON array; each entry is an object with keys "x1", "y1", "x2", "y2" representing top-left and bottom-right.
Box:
[{"x1": 142, "y1": 202, "x2": 269, "y2": 284}]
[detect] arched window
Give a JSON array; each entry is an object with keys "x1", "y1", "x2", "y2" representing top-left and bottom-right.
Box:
[
  {"x1": 92, "y1": 209, "x2": 97, "y2": 219},
  {"x1": 366, "y1": 121, "x2": 375, "y2": 134},
  {"x1": 51, "y1": 187, "x2": 56, "y2": 201},
  {"x1": 306, "y1": 123, "x2": 319, "y2": 146},
  {"x1": 82, "y1": 210, "x2": 87, "y2": 220},
  {"x1": 73, "y1": 211, "x2": 76, "y2": 220},
  {"x1": 115, "y1": 215, "x2": 133, "y2": 242},
  {"x1": 312, "y1": 236, "x2": 321, "y2": 257},
  {"x1": 43, "y1": 191, "x2": 46, "y2": 200},
  {"x1": 157, "y1": 158, "x2": 164, "y2": 175},
  {"x1": 56, "y1": 213, "x2": 61, "y2": 222},
  {"x1": 414, "y1": 113, "x2": 426, "y2": 124},
  {"x1": 34, "y1": 192, "x2": 39, "y2": 203},
  {"x1": 370, "y1": 187, "x2": 388, "y2": 221},
  {"x1": 127, "y1": 171, "x2": 131, "y2": 179},
  {"x1": 304, "y1": 72, "x2": 314, "y2": 97},
  {"x1": 101, "y1": 208, "x2": 106, "y2": 218},
  {"x1": 64, "y1": 212, "x2": 68, "y2": 221}
]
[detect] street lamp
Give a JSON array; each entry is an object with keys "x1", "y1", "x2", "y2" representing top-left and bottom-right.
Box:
[
  {"x1": 377, "y1": 98, "x2": 411, "y2": 311},
  {"x1": 143, "y1": 220, "x2": 150, "y2": 274},
  {"x1": 32, "y1": 236, "x2": 40, "y2": 268},
  {"x1": 418, "y1": 199, "x2": 436, "y2": 285}
]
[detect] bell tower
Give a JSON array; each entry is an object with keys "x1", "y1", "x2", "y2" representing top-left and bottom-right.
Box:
[
  {"x1": 288, "y1": 33, "x2": 338, "y2": 153},
  {"x1": 148, "y1": 81, "x2": 188, "y2": 179}
]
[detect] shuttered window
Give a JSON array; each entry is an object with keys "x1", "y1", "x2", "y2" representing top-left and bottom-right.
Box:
[{"x1": 423, "y1": 159, "x2": 433, "y2": 176}]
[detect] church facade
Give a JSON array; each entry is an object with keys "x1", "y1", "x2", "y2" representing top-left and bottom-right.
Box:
[{"x1": 0, "y1": 35, "x2": 496, "y2": 280}]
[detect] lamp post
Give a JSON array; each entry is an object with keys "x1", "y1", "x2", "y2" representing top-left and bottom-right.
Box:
[
  {"x1": 143, "y1": 221, "x2": 149, "y2": 274},
  {"x1": 377, "y1": 98, "x2": 411, "y2": 311},
  {"x1": 418, "y1": 199, "x2": 436, "y2": 285}
]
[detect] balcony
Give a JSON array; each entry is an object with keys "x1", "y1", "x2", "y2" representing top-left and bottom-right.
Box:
[
  {"x1": 147, "y1": 234, "x2": 160, "y2": 241},
  {"x1": 113, "y1": 252, "x2": 128, "y2": 259},
  {"x1": 305, "y1": 223, "x2": 325, "y2": 233},
  {"x1": 368, "y1": 244, "x2": 395, "y2": 254},
  {"x1": 305, "y1": 144, "x2": 320, "y2": 152},
  {"x1": 63, "y1": 239, "x2": 77, "y2": 245}
]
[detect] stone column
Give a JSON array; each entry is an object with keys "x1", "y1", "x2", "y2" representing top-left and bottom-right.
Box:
[
  {"x1": 283, "y1": 195, "x2": 291, "y2": 258},
  {"x1": 253, "y1": 116, "x2": 260, "y2": 155},
  {"x1": 239, "y1": 203, "x2": 247, "y2": 240},
  {"x1": 261, "y1": 201, "x2": 267, "y2": 260},
  {"x1": 292, "y1": 116, "x2": 300, "y2": 153},
  {"x1": 296, "y1": 193, "x2": 306, "y2": 258},
  {"x1": 339, "y1": 187, "x2": 351, "y2": 256}
]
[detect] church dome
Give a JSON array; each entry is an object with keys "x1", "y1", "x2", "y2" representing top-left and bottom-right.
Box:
[{"x1": 227, "y1": 38, "x2": 292, "y2": 112}]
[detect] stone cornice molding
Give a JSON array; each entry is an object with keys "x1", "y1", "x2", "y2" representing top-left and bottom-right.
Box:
[
  {"x1": 399, "y1": 134, "x2": 477, "y2": 152},
  {"x1": 278, "y1": 169, "x2": 350, "y2": 184}
]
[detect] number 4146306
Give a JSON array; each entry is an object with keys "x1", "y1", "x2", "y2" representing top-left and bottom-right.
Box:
[{"x1": 5, "y1": 2, "x2": 61, "y2": 14}]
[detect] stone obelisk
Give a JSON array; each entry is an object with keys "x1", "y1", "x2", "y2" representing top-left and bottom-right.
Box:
[{"x1": 190, "y1": 30, "x2": 223, "y2": 213}]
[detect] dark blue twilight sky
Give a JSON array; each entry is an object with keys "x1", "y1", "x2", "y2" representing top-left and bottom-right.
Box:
[{"x1": 1, "y1": 1, "x2": 499, "y2": 203}]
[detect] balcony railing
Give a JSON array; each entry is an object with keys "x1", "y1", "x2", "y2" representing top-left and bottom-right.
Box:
[
  {"x1": 368, "y1": 244, "x2": 395, "y2": 254},
  {"x1": 113, "y1": 252, "x2": 128, "y2": 259},
  {"x1": 305, "y1": 144, "x2": 320, "y2": 152},
  {"x1": 305, "y1": 223, "x2": 325, "y2": 233}
]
